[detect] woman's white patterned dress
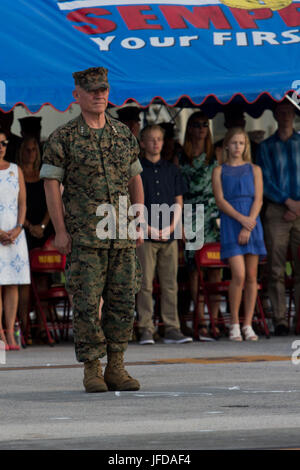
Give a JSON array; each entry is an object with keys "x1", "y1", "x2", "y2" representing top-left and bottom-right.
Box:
[{"x1": 0, "y1": 163, "x2": 30, "y2": 284}]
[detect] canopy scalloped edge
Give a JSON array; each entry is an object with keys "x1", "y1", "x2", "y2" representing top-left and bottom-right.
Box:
[{"x1": 0, "y1": 91, "x2": 292, "y2": 115}]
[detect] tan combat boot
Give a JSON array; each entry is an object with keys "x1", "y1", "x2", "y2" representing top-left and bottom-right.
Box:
[
  {"x1": 83, "y1": 359, "x2": 108, "y2": 393},
  {"x1": 104, "y1": 351, "x2": 140, "y2": 391}
]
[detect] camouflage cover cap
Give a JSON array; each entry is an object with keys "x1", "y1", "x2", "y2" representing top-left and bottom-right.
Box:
[{"x1": 73, "y1": 67, "x2": 109, "y2": 91}]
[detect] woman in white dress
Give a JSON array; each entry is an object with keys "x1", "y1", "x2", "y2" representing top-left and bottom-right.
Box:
[{"x1": 0, "y1": 129, "x2": 30, "y2": 351}]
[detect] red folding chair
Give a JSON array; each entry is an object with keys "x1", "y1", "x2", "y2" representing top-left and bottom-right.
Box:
[
  {"x1": 27, "y1": 247, "x2": 71, "y2": 345},
  {"x1": 194, "y1": 242, "x2": 270, "y2": 339}
]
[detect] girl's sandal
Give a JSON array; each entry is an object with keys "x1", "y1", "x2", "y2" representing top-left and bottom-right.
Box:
[
  {"x1": 229, "y1": 323, "x2": 242, "y2": 342},
  {"x1": 242, "y1": 325, "x2": 258, "y2": 341}
]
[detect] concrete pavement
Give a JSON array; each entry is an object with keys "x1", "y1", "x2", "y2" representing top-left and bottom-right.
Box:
[{"x1": 0, "y1": 334, "x2": 300, "y2": 451}]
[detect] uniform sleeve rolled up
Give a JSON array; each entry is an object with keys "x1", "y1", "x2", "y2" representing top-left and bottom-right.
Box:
[
  {"x1": 130, "y1": 158, "x2": 143, "y2": 178},
  {"x1": 40, "y1": 130, "x2": 67, "y2": 183},
  {"x1": 128, "y1": 132, "x2": 142, "y2": 177},
  {"x1": 40, "y1": 163, "x2": 65, "y2": 182}
]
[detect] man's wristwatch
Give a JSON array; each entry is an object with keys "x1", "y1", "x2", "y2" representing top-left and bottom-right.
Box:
[
  {"x1": 40, "y1": 224, "x2": 46, "y2": 230},
  {"x1": 16, "y1": 223, "x2": 23, "y2": 229}
]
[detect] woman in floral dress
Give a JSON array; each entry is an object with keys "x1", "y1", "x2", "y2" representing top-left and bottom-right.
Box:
[{"x1": 178, "y1": 111, "x2": 221, "y2": 339}]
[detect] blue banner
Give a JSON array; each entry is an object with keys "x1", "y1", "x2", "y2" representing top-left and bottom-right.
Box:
[{"x1": 1, "y1": 0, "x2": 300, "y2": 112}]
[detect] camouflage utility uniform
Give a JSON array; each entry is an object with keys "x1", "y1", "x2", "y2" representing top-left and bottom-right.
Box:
[{"x1": 40, "y1": 113, "x2": 142, "y2": 362}]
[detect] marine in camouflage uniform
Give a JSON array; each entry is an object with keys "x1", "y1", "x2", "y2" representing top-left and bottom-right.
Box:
[{"x1": 40, "y1": 67, "x2": 143, "y2": 392}]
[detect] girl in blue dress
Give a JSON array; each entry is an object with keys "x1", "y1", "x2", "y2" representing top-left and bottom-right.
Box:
[{"x1": 212, "y1": 127, "x2": 266, "y2": 341}]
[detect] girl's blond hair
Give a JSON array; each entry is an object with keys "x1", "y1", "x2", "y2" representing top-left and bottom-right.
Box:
[{"x1": 222, "y1": 127, "x2": 252, "y2": 163}]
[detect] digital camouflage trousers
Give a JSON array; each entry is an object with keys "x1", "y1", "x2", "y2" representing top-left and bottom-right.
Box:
[{"x1": 65, "y1": 245, "x2": 141, "y2": 363}]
